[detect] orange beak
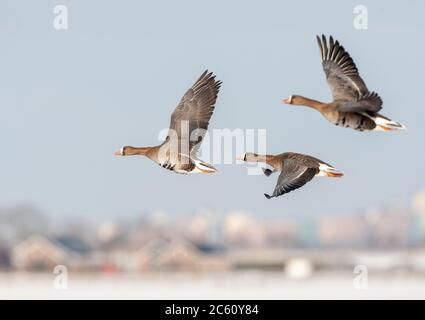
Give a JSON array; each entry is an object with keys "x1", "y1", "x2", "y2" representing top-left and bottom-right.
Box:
[{"x1": 114, "y1": 149, "x2": 123, "y2": 157}]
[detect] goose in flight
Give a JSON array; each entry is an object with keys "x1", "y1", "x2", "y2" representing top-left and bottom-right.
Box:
[
  {"x1": 114, "y1": 70, "x2": 222, "y2": 174},
  {"x1": 283, "y1": 35, "x2": 405, "y2": 132},
  {"x1": 237, "y1": 152, "x2": 343, "y2": 199}
]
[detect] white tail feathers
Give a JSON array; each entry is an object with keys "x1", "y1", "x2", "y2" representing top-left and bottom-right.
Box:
[
  {"x1": 192, "y1": 159, "x2": 218, "y2": 174},
  {"x1": 374, "y1": 116, "x2": 406, "y2": 132},
  {"x1": 318, "y1": 164, "x2": 344, "y2": 178}
]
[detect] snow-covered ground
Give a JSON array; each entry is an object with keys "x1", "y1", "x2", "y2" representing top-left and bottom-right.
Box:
[{"x1": 1, "y1": 272, "x2": 425, "y2": 299}]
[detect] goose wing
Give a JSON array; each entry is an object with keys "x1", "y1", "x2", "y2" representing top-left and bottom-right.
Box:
[
  {"x1": 166, "y1": 70, "x2": 222, "y2": 155},
  {"x1": 265, "y1": 159, "x2": 318, "y2": 199},
  {"x1": 317, "y1": 35, "x2": 369, "y2": 102},
  {"x1": 337, "y1": 91, "x2": 383, "y2": 113}
]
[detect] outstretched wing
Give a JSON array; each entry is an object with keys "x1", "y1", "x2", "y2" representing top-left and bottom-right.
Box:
[
  {"x1": 167, "y1": 70, "x2": 222, "y2": 155},
  {"x1": 338, "y1": 91, "x2": 383, "y2": 113},
  {"x1": 265, "y1": 160, "x2": 318, "y2": 199},
  {"x1": 317, "y1": 35, "x2": 369, "y2": 102}
]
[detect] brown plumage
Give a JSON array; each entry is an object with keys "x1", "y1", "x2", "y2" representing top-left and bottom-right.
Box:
[
  {"x1": 237, "y1": 152, "x2": 343, "y2": 199},
  {"x1": 283, "y1": 35, "x2": 405, "y2": 132},
  {"x1": 114, "y1": 70, "x2": 222, "y2": 174}
]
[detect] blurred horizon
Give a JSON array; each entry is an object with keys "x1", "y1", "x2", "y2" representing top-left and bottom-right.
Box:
[
  {"x1": 2, "y1": 189, "x2": 425, "y2": 248},
  {"x1": 1, "y1": 187, "x2": 424, "y2": 223}
]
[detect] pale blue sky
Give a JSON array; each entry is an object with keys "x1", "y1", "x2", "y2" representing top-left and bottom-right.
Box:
[{"x1": 1, "y1": 0, "x2": 424, "y2": 219}]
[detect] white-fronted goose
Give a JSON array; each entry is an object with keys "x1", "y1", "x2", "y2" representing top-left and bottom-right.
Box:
[
  {"x1": 114, "y1": 70, "x2": 222, "y2": 174},
  {"x1": 237, "y1": 152, "x2": 343, "y2": 199},
  {"x1": 283, "y1": 35, "x2": 405, "y2": 132}
]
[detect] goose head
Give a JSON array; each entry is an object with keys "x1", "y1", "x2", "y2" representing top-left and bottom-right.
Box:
[
  {"x1": 282, "y1": 95, "x2": 293, "y2": 104},
  {"x1": 236, "y1": 152, "x2": 260, "y2": 162},
  {"x1": 114, "y1": 146, "x2": 135, "y2": 156},
  {"x1": 114, "y1": 147, "x2": 125, "y2": 156},
  {"x1": 282, "y1": 94, "x2": 308, "y2": 106},
  {"x1": 282, "y1": 95, "x2": 305, "y2": 105}
]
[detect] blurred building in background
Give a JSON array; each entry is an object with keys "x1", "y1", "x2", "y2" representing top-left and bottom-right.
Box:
[{"x1": 1, "y1": 191, "x2": 425, "y2": 275}]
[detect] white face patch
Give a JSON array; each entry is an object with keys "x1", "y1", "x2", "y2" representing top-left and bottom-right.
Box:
[
  {"x1": 288, "y1": 95, "x2": 293, "y2": 104},
  {"x1": 120, "y1": 147, "x2": 124, "y2": 156},
  {"x1": 238, "y1": 153, "x2": 246, "y2": 161}
]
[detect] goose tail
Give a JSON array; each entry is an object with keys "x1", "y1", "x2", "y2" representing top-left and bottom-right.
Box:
[
  {"x1": 374, "y1": 115, "x2": 406, "y2": 132},
  {"x1": 192, "y1": 159, "x2": 218, "y2": 174},
  {"x1": 318, "y1": 164, "x2": 344, "y2": 178}
]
